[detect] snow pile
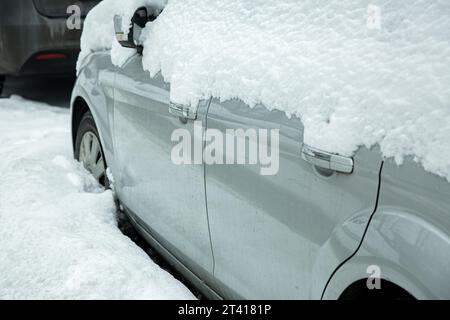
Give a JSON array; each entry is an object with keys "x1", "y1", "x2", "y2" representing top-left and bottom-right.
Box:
[
  {"x1": 77, "y1": 0, "x2": 166, "y2": 70},
  {"x1": 80, "y1": 0, "x2": 450, "y2": 181},
  {"x1": 0, "y1": 96, "x2": 194, "y2": 299}
]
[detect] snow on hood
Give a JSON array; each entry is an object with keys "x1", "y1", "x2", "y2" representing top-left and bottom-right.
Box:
[{"x1": 79, "y1": 0, "x2": 450, "y2": 182}]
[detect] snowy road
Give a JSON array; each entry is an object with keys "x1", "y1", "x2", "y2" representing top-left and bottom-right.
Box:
[{"x1": 0, "y1": 96, "x2": 195, "y2": 299}]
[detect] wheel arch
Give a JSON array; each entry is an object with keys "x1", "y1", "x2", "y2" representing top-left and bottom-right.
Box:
[
  {"x1": 323, "y1": 207, "x2": 450, "y2": 300},
  {"x1": 70, "y1": 50, "x2": 117, "y2": 175},
  {"x1": 338, "y1": 278, "x2": 414, "y2": 300},
  {"x1": 70, "y1": 93, "x2": 114, "y2": 175},
  {"x1": 71, "y1": 96, "x2": 90, "y2": 153}
]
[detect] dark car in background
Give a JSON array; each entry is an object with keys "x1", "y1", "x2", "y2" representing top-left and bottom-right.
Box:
[{"x1": 0, "y1": 0, "x2": 100, "y2": 95}]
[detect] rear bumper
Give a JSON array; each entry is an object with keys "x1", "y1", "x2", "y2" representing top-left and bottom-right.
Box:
[
  {"x1": 0, "y1": 0, "x2": 83, "y2": 76},
  {"x1": 17, "y1": 50, "x2": 80, "y2": 76}
]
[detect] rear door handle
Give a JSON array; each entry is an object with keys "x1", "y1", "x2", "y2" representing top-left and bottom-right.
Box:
[
  {"x1": 169, "y1": 101, "x2": 197, "y2": 120},
  {"x1": 301, "y1": 144, "x2": 353, "y2": 174}
]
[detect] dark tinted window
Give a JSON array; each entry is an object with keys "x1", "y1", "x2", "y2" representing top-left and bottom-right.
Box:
[{"x1": 33, "y1": 0, "x2": 100, "y2": 18}]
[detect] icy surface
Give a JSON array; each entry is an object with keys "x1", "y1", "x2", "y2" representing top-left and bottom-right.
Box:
[
  {"x1": 80, "y1": 0, "x2": 450, "y2": 181},
  {"x1": 0, "y1": 96, "x2": 194, "y2": 299}
]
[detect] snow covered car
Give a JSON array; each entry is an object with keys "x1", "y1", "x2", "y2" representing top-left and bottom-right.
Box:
[
  {"x1": 0, "y1": 0, "x2": 100, "y2": 95},
  {"x1": 71, "y1": 1, "x2": 450, "y2": 299}
]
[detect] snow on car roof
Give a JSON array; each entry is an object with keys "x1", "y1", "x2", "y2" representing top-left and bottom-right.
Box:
[{"x1": 79, "y1": 0, "x2": 450, "y2": 182}]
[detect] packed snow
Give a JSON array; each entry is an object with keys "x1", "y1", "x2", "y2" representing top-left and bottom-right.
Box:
[
  {"x1": 0, "y1": 96, "x2": 194, "y2": 299},
  {"x1": 79, "y1": 0, "x2": 450, "y2": 182}
]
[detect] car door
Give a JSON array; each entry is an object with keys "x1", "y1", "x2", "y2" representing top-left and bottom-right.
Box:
[
  {"x1": 204, "y1": 99, "x2": 383, "y2": 299},
  {"x1": 112, "y1": 54, "x2": 214, "y2": 283}
]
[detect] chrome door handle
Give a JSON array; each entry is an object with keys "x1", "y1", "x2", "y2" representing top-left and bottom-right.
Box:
[
  {"x1": 169, "y1": 102, "x2": 197, "y2": 120},
  {"x1": 301, "y1": 144, "x2": 353, "y2": 174}
]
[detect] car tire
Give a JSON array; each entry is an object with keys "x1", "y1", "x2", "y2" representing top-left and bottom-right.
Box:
[{"x1": 75, "y1": 111, "x2": 109, "y2": 188}]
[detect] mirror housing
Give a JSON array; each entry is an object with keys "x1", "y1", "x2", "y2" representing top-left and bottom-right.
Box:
[
  {"x1": 113, "y1": 15, "x2": 131, "y2": 46},
  {"x1": 114, "y1": 7, "x2": 148, "y2": 53}
]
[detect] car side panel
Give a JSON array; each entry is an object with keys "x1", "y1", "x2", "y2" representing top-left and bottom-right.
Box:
[
  {"x1": 205, "y1": 99, "x2": 383, "y2": 299},
  {"x1": 324, "y1": 159, "x2": 450, "y2": 299},
  {"x1": 112, "y1": 55, "x2": 214, "y2": 285}
]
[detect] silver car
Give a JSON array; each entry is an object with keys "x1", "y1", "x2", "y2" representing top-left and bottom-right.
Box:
[{"x1": 71, "y1": 7, "x2": 450, "y2": 300}]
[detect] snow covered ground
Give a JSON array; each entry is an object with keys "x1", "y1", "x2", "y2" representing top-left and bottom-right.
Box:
[{"x1": 0, "y1": 96, "x2": 194, "y2": 299}]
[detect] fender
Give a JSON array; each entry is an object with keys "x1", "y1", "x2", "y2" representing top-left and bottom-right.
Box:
[
  {"x1": 70, "y1": 51, "x2": 117, "y2": 175},
  {"x1": 323, "y1": 159, "x2": 450, "y2": 299},
  {"x1": 310, "y1": 149, "x2": 384, "y2": 299}
]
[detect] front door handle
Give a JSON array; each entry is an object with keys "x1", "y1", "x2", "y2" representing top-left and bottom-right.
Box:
[
  {"x1": 169, "y1": 101, "x2": 197, "y2": 120},
  {"x1": 301, "y1": 144, "x2": 353, "y2": 174}
]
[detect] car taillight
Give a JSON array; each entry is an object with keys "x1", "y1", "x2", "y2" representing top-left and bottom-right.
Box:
[{"x1": 35, "y1": 53, "x2": 67, "y2": 61}]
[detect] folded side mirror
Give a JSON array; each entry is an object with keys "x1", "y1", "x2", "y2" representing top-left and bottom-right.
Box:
[{"x1": 114, "y1": 7, "x2": 148, "y2": 53}]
